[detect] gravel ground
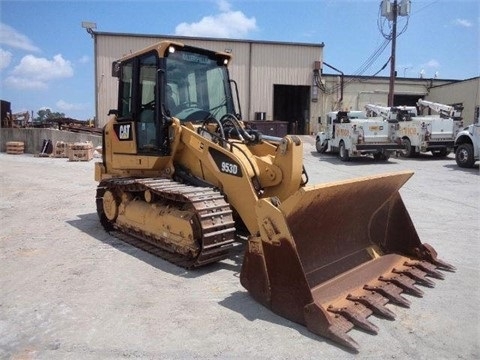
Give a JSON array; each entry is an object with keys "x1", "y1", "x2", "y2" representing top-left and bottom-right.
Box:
[{"x1": 0, "y1": 138, "x2": 478, "y2": 360}]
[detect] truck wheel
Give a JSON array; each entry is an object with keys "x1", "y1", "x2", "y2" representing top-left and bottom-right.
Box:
[
  {"x1": 316, "y1": 139, "x2": 327, "y2": 153},
  {"x1": 339, "y1": 141, "x2": 350, "y2": 162},
  {"x1": 455, "y1": 143, "x2": 475, "y2": 168},
  {"x1": 401, "y1": 138, "x2": 415, "y2": 158}
]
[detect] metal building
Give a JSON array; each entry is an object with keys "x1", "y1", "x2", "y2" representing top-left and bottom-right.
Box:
[
  {"x1": 320, "y1": 75, "x2": 479, "y2": 127},
  {"x1": 91, "y1": 31, "x2": 324, "y2": 133},
  {"x1": 428, "y1": 77, "x2": 480, "y2": 124},
  {"x1": 89, "y1": 31, "x2": 479, "y2": 131}
]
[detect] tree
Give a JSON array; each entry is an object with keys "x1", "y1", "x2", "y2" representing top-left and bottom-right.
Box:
[{"x1": 34, "y1": 108, "x2": 65, "y2": 122}]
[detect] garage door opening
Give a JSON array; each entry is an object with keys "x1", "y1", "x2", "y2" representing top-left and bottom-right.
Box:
[
  {"x1": 394, "y1": 94, "x2": 424, "y2": 107},
  {"x1": 273, "y1": 85, "x2": 310, "y2": 134}
]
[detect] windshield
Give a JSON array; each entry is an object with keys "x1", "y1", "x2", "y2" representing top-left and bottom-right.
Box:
[{"x1": 165, "y1": 47, "x2": 234, "y2": 122}]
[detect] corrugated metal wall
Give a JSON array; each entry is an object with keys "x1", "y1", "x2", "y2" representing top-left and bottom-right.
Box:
[
  {"x1": 428, "y1": 77, "x2": 480, "y2": 125},
  {"x1": 321, "y1": 75, "x2": 455, "y2": 116},
  {"x1": 94, "y1": 33, "x2": 324, "y2": 128},
  {"x1": 93, "y1": 33, "x2": 476, "y2": 131},
  {"x1": 320, "y1": 76, "x2": 434, "y2": 113},
  {"x1": 249, "y1": 43, "x2": 320, "y2": 121}
]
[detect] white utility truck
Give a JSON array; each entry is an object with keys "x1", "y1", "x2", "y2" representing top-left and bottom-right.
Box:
[
  {"x1": 454, "y1": 107, "x2": 480, "y2": 168},
  {"x1": 315, "y1": 110, "x2": 404, "y2": 161},
  {"x1": 365, "y1": 102, "x2": 459, "y2": 158},
  {"x1": 417, "y1": 98, "x2": 464, "y2": 142}
]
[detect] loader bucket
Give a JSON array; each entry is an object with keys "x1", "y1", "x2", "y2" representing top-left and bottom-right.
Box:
[{"x1": 240, "y1": 171, "x2": 455, "y2": 352}]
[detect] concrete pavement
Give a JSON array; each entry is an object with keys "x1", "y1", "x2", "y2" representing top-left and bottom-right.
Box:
[{"x1": 0, "y1": 141, "x2": 478, "y2": 359}]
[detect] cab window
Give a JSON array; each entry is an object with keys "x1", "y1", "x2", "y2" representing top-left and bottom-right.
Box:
[
  {"x1": 137, "y1": 54, "x2": 158, "y2": 152},
  {"x1": 119, "y1": 61, "x2": 133, "y2": 118}
]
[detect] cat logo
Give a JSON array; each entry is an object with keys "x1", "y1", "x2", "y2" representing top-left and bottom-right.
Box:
[
  {"x1": 113, "y1": 123, "x2": 133, "y2": 141},
  {"x1": 119, "y1": 124, "x2": 131, "y2": 139}
]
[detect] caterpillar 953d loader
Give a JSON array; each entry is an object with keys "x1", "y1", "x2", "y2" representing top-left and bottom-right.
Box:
[{"x1": 95, "y1": 41, "x2": 454, "y2": 352}]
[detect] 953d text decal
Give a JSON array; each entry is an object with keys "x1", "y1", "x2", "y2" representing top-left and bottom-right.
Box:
[{"x1": 209, "y1": 148, "x2": 242, "y2": 177}]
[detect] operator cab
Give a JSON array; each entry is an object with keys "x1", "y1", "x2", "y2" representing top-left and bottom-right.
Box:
[
  {"x1": 110, "y1": 42, "x2": 235, "y2": 155},
  {"x1": 163, "y1": 46, "x2": 235, "y2": 123}
]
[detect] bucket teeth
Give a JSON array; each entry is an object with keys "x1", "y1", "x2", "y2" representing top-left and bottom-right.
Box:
[
  {"x1": 295, "y1": 258, "x2": 454, "y2": 353},
  {"x1": 302, "y1": 257, "x2": 454, "y2": 352},
  {"x1": 404, "y1": 260, "x2": 445, "y2": 279},
  {"x1": 379, "y1": 274, "x2": 424, "y2": 297},
  {"x1": 432, "y1": 258, "x2": 457, "y2": 272},
  {"x1": 304, "y1": 302, "x2": 360, "y2": 352},
  {"x1": 347, "y1": 293, "x2": 396, "y2": 320},
  {"x1": 421, "y1": 243, "x2": 457, "y2": 272},
  {"x1": 393, "y1": 267, "x2": 436, "y2": 288},
  {"x1": 320, "y1": 258, "x2": 452, "y2": 351},
  {"x1": 327, "y1": 303, "x2": 378, "y2": 334},
  {"x1": 327, "y1": 325, "x2": 360, "y2": 353},
  {"x1": 364, "y1": 283, "x2": 411, "y2": 308}
]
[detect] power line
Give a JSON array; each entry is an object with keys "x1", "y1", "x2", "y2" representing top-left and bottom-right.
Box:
[
  {"x1": 410, "y1": 0, "x2": 441, "y2": 16},
  {"x1": 352, "y1": 38, "x2": 391, "y2": 76},
  {"x1": 321, "y1": 1, "x2": 412, "y2": 97},
  {"x1": 324, "y1": 38, "x2": 391, "y2": 95},
  {"x1": 371, "y1": 58, "x2": 391, "y2": 77}
]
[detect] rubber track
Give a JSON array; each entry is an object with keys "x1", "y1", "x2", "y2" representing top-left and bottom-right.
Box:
[{"x1": 96, "y1": 177, "x2": 236, "y2": 268}]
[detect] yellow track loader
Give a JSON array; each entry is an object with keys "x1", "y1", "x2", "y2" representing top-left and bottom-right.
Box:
[{"x1": 95, "y1": 41, "x2": 454, "y2": 351}]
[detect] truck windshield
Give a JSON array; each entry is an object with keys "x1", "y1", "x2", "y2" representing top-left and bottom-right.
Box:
[{"x1": 165, "y1": 47, "x2": 234, "y2": 122}]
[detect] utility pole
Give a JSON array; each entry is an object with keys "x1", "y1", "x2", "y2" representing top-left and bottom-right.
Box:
[
  {"x1": 388, "y1": 1, "x2": 397, "y2": 107},
  {"x1": 381, "y1": 0, "x2": 410, "y2": 107}
]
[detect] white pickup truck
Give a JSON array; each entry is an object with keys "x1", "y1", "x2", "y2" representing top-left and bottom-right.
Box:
[{"x1": 315, "y1": 111, "x2": 404, "y2": 161}]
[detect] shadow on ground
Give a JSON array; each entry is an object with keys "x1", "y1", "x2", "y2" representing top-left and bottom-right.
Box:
[
  {"x1": 67, "y1": 212, "x2": 245, "y2": 278},
  {"x1": 310, "y1": 151, "x2": 402, "y2": 166}
]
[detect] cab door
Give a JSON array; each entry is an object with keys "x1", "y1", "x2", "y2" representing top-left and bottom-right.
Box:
[
  {"x1": 136, "y1": 53, "x2": 160, "y2": 153},
  {"x1": 107, "y1": 52, "x2": 172, "y2": 172}
]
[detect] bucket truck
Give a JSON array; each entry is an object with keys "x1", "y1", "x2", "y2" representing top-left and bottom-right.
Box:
[
  {"x1": 315, "y1": 110, "x2": 404, "y2": 161},
  {"x1": 365, "y1": 103, "x2": 457, "y2": 158}
]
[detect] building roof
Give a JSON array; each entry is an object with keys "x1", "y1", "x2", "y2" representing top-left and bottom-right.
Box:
[
  {"x1": 322, "y1": 73, "x2": 462, "y2": 83},
  {"x1": 91, "y1": 30, "x2": 325, "y2": 48}
]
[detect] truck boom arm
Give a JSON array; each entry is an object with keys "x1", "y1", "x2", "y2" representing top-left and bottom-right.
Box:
[
  {"x1": 365, "y1": 104, "x2": 391, "y2": 119},
  {"x1": 417, "y1": 99, "x2": 463, "y2": 120}
]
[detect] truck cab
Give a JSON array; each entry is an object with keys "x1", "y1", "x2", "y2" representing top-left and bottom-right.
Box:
[{"x1": 454, "y1": 107, "x2": 480, "y2": 168}]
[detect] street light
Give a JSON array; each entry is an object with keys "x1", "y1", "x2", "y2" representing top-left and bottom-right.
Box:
[
  {"x1": 81, "y1": 21, "x2": 98, "y2": 127},
  {"x1": 81, "y1": 21, "x2": 97, "y2": 38},
  {"x1": 403, "y1": 66, "x2": 412, "y2": 77}
]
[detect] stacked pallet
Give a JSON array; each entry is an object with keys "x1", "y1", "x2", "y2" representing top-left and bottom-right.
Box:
[
  {"x1": 68, "y1": 141, "x2": 93, "y2": 161},
  {"x1": 53, "y1": 141, "x2": 69, "y2": 158},
  {"x1": 6, "y1": 141, "x2": 25, "y2": 154}
]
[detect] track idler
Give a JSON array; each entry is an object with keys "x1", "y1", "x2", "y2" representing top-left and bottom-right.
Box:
[{"x1": 240, "y1": 171, "x2": 455, "y2": 352}]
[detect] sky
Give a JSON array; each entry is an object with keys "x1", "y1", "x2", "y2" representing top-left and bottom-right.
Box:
[{"x1": 0, "y1": 0, "x2": 478, "y2": 120}]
